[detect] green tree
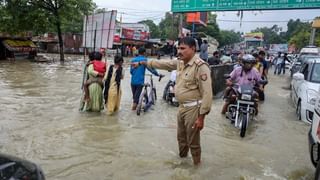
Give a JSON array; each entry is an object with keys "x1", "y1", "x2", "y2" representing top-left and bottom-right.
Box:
[
  {"x1": 0, "y1": 0, "x2": 53, "y2": 34},
  {"x1": 158, "y1": 12, "x2": 179, "y2": 39},
  {"x1": 138, "y1": 20, "x2": 160, "y2": 38},
  {"x1": 28, "y1": 0, "x2": 95, "y2": 61},
  {"x1": 286, "y1": 19, "x2": 319, "y2": 49},
  {"x1": 218, "y1": 30, "x2": 241, "y2": 47},
  {"x1": 289, "y1": 29, "x2": 311, "y2": 49},
  {"x1": 0, "y1": 0, "x2": 95, "y2": 61},
  {"x1": 251, "y1": 25, "x2": 285, "y2": 44}
]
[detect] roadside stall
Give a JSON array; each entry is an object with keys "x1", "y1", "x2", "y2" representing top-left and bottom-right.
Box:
[{"x1": 0, "y1": 38, "x2": 37, "y2": 60}]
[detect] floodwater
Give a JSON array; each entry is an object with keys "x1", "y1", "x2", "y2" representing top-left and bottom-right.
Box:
[{"x1": 0, "y1": 56, "x2": 314, "y2": 180}]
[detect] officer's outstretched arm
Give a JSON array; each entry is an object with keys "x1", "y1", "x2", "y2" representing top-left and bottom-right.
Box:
[
  {"x1": 147, "y1": 59, "x2": 178, "y2": 71},
  {"x1": 147, "y1": 67, "x2": 160, "y2": 76}
]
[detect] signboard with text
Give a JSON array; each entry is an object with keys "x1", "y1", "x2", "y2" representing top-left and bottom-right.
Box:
[{"x1": 172, "y1": 0, "x2": 320, "y2": 12}]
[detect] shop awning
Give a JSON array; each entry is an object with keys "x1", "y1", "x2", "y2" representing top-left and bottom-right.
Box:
[{"x1": 2, "y1": 39, "x2": 37, "y2": 52}]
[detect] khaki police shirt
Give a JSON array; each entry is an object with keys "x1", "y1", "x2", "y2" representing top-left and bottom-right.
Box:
[{"x1": 147, "y1": 55, "x2": 213, "y2": 115}]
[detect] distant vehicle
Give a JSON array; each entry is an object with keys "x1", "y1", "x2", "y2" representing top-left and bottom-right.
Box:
[
  {"x1": 300, "y1": 45, "x2": 320, "y2": 56},
  {"x1": 291, "y1": 57, "x2": 320, "y2": 123},
  {"x1": 290, "y1": 55, "x2": 320, "y2": 77},
  {"x1": 308, "y1": 87, "x2": 320, "y2": 179}
]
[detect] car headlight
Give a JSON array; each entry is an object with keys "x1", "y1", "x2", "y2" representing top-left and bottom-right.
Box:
[
  {"x1": 241, "y1": 94, "x2": 252, "y2": 101},
  {"x1": 307, "y1": 89, "x2": 318, "y2": 105}
]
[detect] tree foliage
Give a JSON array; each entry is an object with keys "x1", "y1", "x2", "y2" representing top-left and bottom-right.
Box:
[
  {"x1": 218, "y1": 30, "x2": 242, "y2": 47},
  {"x1": 0, "y1": 0, "x2": 95, "y2": 61},
  {"x1": 251, "y1": 25, "x2": 286, "y2": 44},
  {"x1": 285, "y1": 19, "x2": 320, "y2": 49},
  {"x1": 158, "y1": 12, "x2": 180, "y2": 39}
]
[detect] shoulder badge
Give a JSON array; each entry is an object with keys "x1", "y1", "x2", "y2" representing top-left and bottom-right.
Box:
[{"x1": 200, "y1": 73, "x2": 208, "y2": 81}]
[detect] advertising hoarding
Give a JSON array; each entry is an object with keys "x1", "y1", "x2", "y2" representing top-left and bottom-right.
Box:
[{"x1": 82, "y1": 10, "x2": 117, "y2": 49}]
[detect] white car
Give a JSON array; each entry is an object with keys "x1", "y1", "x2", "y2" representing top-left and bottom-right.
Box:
[
  {"x1": 308, "y1": 87, "x2": 320, "y2": 179},
  {"x1": 291, "y1": 57, "x2": 320, "y2": 123}
]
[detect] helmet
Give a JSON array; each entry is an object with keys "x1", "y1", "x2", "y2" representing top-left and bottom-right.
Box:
[{"x1": 242, "y1": 54, "x2": 255, "y2": 63}]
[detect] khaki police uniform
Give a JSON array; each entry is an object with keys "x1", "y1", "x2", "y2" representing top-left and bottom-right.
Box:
[{"x1": 147, "y1": 55, "x2": 213, "y2": 161}]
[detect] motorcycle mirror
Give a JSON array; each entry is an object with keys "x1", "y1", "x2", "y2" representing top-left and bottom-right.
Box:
[
  {"x1": 0, "y1": 153, "x2": 45, "y2": 180},
  {"x1": 259, "y1": 80, "x2": 268, "y2": 85},
  {"x1": 224, "y1": 74, "x2": 231, "y2": 79}
]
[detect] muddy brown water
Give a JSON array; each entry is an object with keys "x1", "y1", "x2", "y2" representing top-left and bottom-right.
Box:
[{"x1": 0, "y1": 57, "x2": 314, "y2": 179}]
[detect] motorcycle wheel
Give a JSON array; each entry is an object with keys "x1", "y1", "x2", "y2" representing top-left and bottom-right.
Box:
[
  {"x1": 172, "y1": 102, "x2": 179, "y2": 107},
  {"x1": 240, "y1": 113, "x2": 248, "y2": 138}
]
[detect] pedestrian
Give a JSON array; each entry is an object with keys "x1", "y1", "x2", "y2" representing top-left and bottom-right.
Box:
[
  {"x1": 81, "y1": 52, "x2": 106, "y2": 112},
  {"x1": 258, "y1": 50, "x2": 268, "y2": 78},
  {"x1": 253, "y1": 53, "x2": 263, "y2": 76},
  {"x1": 207, "y1": 51, "x2": 221, "y2": 65},
  {"x1": 104, "y1": 55, "x2": 124, "y2": 115},
  {"x1": 280, "y1": 53, "x2": 290, "y2": 74},
  {"x1": 220, "y1": 52, "x2": 232, "y2": 64},
  {"x1": 130, "y1": 47, "x2": 161, "y2": 110},
  {"x1": 135, "y1": 37, "x2": 213, "y2": 165},
  {"x1": 199, "y1": 40, "x2": 209, "y2": 61},
  {"x1": 273, "y1": 52, "x2": 282, "y2": 75}
]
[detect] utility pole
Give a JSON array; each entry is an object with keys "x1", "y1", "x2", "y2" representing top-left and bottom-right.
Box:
[
  {"x1": 310, "y1": 18, "x2": 320, "y2": 45},
  {"x1": 179, "y1": 13, "x2": 183, "y2": 38}
]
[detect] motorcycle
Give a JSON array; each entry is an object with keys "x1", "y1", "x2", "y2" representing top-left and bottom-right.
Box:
[
  {"x1": 224, "y1": 75, "x2": 267, "y2": 137},
  {"x1": 0, "y1": 153, "x2": 45, "y2": 180},
  {"x1": 163, "y1": 80, "x2": 179, "y2": 107}
]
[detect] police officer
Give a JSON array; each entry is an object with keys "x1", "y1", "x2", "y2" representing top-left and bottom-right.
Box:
[{"x1": 135, "y1": 37, "x2": 213, "y2": 165}]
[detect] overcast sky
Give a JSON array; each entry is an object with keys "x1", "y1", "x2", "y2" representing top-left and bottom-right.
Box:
[{"x1": 93, "y1": 0, "x2": 320, "y2": 33}]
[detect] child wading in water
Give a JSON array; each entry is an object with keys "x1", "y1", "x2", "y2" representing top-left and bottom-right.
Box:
[{"x1": 104, "y1": 55, "x2": 124, "y2": 115}]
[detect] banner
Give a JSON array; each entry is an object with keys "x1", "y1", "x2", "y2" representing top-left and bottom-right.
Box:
[
  {"x1": 186, "y1": 12, "x2": 208, "y2": 26},
  {"x1": 82, "y1": 10, "x2": 117, "y2": 49},
  {"x1": 269, "y1": 44, "x2": 288, "y2": 53},
  {"x1": 121, "y1": 28, "x2": 149, "y2": 41}
]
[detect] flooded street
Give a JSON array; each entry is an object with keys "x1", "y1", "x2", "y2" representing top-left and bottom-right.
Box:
[{"x1": 0, "y1": 57, "x2": 314, "y2": 180}]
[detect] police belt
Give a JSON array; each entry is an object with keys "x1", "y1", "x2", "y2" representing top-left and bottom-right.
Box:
[{"x1": 181, "y1": 100, "x2": 202, "y2": 107}]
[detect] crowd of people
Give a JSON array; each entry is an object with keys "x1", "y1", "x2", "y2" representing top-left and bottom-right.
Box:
[
  {"x1": 79, "y1": 36, "x2": 291, "y2": 166},
  {"x1": 80, "y1": 37, "x2": 212, "y2": 166}
]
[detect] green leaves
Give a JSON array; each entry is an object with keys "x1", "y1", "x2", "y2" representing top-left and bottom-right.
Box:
[{"x1": 0, "y1": 0, "x2": 96, "y2": 35}]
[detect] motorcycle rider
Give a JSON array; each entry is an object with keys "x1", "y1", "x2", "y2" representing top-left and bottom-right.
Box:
[{"x1": 221, "y1": 54, "x2": 263, "y2": 114}]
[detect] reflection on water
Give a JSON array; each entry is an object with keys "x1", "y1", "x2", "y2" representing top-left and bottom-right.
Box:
[{"x1": 0, "y1": 59, "x2": 314, "y2": 179}]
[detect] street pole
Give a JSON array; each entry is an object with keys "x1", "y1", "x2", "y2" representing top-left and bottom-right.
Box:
[
  {"x1": 93, "y1": 22, "x2": 97, "y2": 52},
  {"x1": 309, "y1": 28, "x2": 316, "y2": 46},
  {"x1": 84, "y1": 15, "x2": 88, "y2": 62},
  {"x1": 179, "y1": 13, "x2": 183, "y2": 38}
]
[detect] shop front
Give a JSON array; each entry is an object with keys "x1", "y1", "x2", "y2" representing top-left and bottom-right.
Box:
[{"x1": 0, "y1": 38, "x2": 37, "y2": 60}]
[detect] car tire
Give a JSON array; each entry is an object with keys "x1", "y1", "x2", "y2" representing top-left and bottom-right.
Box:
[{"x1": 296, "y1": 100, "x2": 302, "y2": 120}]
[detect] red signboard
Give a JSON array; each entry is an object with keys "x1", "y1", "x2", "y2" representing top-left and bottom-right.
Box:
[
  {"x1": 122, "y1": 28, "x2": 134, "y2": 39},
  {"x1": 113, "y1": 35, "x2": 121, "y2": 43},
  {"x1": 186, "y1": 12, "x2": 208, "y2": 26}
]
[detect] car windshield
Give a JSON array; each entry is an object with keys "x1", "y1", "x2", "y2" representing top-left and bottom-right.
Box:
[{"x1": 311, "y1": 63, "x2": 320, "y2": 83}]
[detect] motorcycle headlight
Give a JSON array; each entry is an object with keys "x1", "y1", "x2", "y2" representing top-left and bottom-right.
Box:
[
  {"x1": 307, "y1": 89, "x2": 318, "y2": 105},
  {"x1": 241, "y1": 94, "x2": 252, "y2": 100}
]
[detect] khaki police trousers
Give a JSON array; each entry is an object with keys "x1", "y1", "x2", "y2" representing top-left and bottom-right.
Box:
[{"x1": 177, "y1": 105, "x2": 201, "y2": 159}]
